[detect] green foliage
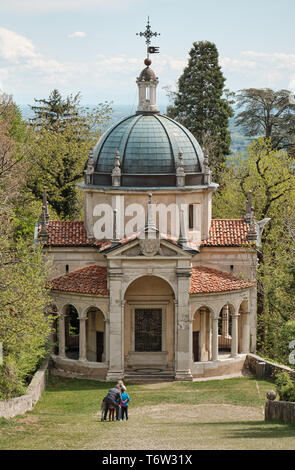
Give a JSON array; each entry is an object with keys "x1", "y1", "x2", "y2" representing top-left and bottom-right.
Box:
[
  {"x1": 275, "y1": 371, "x2": 295, "y2": 402},
  {"x1": 213, "y1": 138, "x2": 295, "y2": 361},
  {"x1": 27, "y1": 90, "x2": 112, "y2": 219},
  {"x1": 0, "y1": 234, "x2": 54, "y2": 399},
  {"x1": 167, "y1": 41, "x2": 233, "y2": 181},
  {"x1": 235, "y1": 88, "x2": 295, "y2": 155},
  {"x1": 275, "y1": 321, "x2": 295, "y2": 367}
]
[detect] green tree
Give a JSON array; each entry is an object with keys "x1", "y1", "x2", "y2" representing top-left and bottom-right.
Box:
[
  {"x1": 0, "y1": 227, "x2": 53, "y2": 399},
  {"x1": 235, "y1": 88, "x2": 295, "y2": 155},
  {"x1": 30, "y1": 89, "x2": 80, "y2": 130},
  {"x1": 167, "y1": 41, "x2": 234, "y2": 181},
  {"x1": 213, "y1": 138, "x2": 295, "y2": 359},
  {"x1": 27, "y1": 90, "x2": 112, "y2": 219},
  {"x1": 0, "y1": 93, "x2": 54, "y2": 399}
]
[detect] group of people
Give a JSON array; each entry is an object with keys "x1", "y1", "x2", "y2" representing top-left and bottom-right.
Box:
[{"x1": 101, "y1": 380, "x2": 130, "y2": 422}]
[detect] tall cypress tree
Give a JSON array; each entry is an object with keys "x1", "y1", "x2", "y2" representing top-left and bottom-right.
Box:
[{"x1": 167, "y1": 41, "x2": 233, "y2": 181}]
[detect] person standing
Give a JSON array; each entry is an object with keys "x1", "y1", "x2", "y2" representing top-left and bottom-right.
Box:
[
  {"x1": 120, "y1": 386, "x2": 130, "y2": 421},
  {"x1": 103, "y1": 384, "x2": 122, "y2": 421}
]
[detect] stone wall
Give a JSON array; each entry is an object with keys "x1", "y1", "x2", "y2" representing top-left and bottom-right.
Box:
[
  {"x1": 245, "y1": 353, "x2": 295, "y2": 379},
  {"x1": 50, "y1": 354, "x2": 108, "y2": 380},
  {"x1": 0, "y1": 358, "x2": 49, "y2": 419},
  {"x1": 265, "y1": 400, "x2": 295, "y2": 423}
]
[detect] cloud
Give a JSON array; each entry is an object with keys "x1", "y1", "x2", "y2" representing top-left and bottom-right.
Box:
[
  {"x1": 0, "y1": 27, "x2": 70, "y2": 90},
  {"x1": 0, "y1": 0, "x2": 138, "y2": 12},
  {"x1": 220, "y1": 50, "x2": 295, "y2": 90},
  {"x1": 68, "y1": 31, "x2": 86, "y2": 38}
]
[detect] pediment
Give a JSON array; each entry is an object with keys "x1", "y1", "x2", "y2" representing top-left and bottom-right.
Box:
[{"x1": 105, "y1": 237, "x2": 195, "y2": 259}]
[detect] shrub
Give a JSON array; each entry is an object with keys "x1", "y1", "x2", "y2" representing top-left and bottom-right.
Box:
[{"x1": 275, "y1": 371, "x2": 295, "y2": 402}]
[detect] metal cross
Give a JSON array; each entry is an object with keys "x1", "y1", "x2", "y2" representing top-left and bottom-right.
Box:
[{"x1": 136, "y1": 17, "x2": 160, "y2": 55}]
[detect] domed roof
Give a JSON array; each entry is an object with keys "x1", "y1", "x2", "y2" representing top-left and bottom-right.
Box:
[
  {"x1": 93, "y1": 113, "x2": 203, "y2": 176},
  {"x1": 138, "y1": 66, "x2": 157, "y2": 81}
]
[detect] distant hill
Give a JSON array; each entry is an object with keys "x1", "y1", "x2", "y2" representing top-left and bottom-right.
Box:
[{"x1": 19, "y1": 104, "x2": 251, "y2": 156}]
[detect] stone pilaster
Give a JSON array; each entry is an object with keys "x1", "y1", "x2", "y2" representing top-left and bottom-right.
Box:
[
  {"x1": 175, "y1": 269, "x2": 193, "y2": 381},
  {"x1": 106, "y1": 269, "x2": 124, "y2": 381}
]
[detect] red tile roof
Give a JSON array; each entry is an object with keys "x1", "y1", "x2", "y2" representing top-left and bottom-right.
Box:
[
  {"x1": 190, "y1": 266, "x2": 255, "y2": 294},
  {"x1": 51, "y1": 265, "x2": 108, "y2": 296},
  {"x1": 42, "y1": 219, "x2": 252, "y2": 248},
  {"x1": 50, "y1": 264, "x2": 254, "y2": 296},
  {"x1": 202, "y1": 219, "x2": 251, "y2": 247},
  {"x1": 42, "y1": 221, "x2": 102, "y2": 247}
]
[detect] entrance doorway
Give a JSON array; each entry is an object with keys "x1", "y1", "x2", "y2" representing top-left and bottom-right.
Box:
[{"x1": 135, "y1": 308, "x2": 162, "y2": 352}]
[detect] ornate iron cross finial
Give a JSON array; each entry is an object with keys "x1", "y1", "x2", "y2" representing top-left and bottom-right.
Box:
[{"x1": 136, "y1": 17, "x2": 160, "y2": 56}]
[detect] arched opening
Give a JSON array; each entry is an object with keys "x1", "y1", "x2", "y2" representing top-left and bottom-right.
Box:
[
  {"x1": 124, "y1": 275, "x2": 175, "y2": 372},
  {"x1": 85, "y1": 307, "x2": 105, "y2": 362},
  {"x1": 64, "y1": 304, "x2": 79, "y2": 359},
  {"x1": 218, "y1": 305, "x2": 232, "y2": 356},
  {"x1": 192, "y1": 307, "x2": 211, "y2": 362}
]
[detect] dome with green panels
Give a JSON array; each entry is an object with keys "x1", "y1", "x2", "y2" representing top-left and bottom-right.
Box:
[{"x1": 91, "y1": 113, "x2": 204, "y2": 187}]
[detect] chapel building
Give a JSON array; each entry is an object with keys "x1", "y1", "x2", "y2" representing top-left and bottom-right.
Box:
[{"x1": 38, "y1": 53, "x2": 258, "y2": 381}]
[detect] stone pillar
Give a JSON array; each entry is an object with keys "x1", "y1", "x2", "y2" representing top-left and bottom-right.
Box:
[
  {"x1": 79, "y1": 316, "x2": 87, "y2": 361},
  {"x1": 211, "y1": 315, "x2": 219, "y2": 362},
  {"x1": 106, "y1": 270, "x2": 124, "y2": 381},
  {"x1": 104, "y1": 318, "x2": 110, "y2": 364},
  {"x1": 222, "y1": 305, "x2": 230, "y2": 338},
  {"x1": 58, "y1": 313, "x2": 66, "y2": 359},
  {"x1": 241, "y1": 312, "x2": 250, "y2": 354},
  {"x1": 200, "y1": 308, "x2": 207, "y2": 361},
  {"x1": 175, "y1": 269, "x2": 193, "y2": 381},
  {"x1": 231, "y1": 313, "x2": 239, "y2": 357},
  {"x1": 206, "y1": 312, "x2": 211, "y2": 360}
]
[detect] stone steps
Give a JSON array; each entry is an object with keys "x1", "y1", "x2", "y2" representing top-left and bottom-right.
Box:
[
  {"x1": 124, "y1": 368, "x2": 175, "y2": 382},
  {"x1": 124, "y1": 375, "x2": 175, "y2": 382}
]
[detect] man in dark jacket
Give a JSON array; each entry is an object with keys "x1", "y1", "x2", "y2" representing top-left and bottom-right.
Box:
[{"x1": 103, "y1": 385, "x2": 122, "y2": 421}]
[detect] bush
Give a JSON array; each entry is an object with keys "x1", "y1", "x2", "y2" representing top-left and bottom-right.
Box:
[{"x1": 275, "y1": 371, "x2": 295, "y2": 402}]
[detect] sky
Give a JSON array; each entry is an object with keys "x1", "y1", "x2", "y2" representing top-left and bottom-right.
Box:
[{"x1": 0, "y1": 0, "x2": 295, "y2": 108}]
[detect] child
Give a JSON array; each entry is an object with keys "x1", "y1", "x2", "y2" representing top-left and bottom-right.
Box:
[
  {"x1": 120, "y1": 386, "x2": 130, "y2": 421},
  {"x1": 108, "y1": 404, "x2": 116, "y2": 421}
]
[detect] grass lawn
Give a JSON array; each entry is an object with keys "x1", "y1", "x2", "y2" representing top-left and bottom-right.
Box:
[{"x1": 0, "y1": 374, "x2": 295, "y2": 450}]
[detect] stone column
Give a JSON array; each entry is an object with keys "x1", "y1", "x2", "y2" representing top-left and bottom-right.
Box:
[
  {"x1": 211, "y1": 315, "x2": 219, "y2": 362},
  {"x1": 58, "y1": 313, "x2": 66, "y2": 359},
  {"x1": 106, "y1": 270, "x2": 124, "y2": 381},
  {"x1": 79, "y1": 316, "x2": 87, "y2": 361},
  {"x1": 241, "y1": 312, "x2": 250, "y2": 354},
  {"x1": 175, "y1": 269, "x2": 193, "y2": 381},
  {"x1": 104, "y1": 318, "x2": 110, "y2": 364},
  {"x1": 222, "y1": 305, "x2": 230, "y2": 338},
  {"x1": 200, "y1": 308, "x2": 207, "y2": 361},
  {"x1": 231, "y1": 313, "x2": 239, "y2": 357},
  {"x1": 206, "y1": 312, "x2": 211, "y2": 360}
]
